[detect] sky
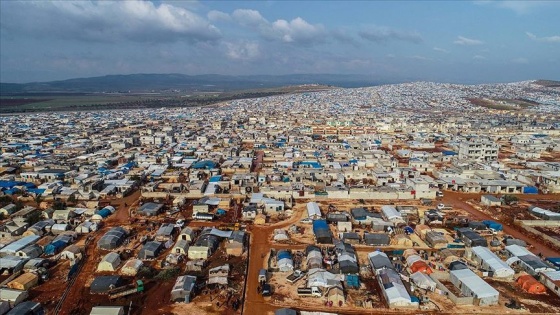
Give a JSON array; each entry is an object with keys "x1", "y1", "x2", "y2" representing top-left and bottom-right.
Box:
[{"x1": 1, "y1": 0, "x2": 559, "y2": 84}]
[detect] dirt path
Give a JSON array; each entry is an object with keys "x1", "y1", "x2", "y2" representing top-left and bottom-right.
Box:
[
  {"x1": 243, "y1": 204, "x2": 306, "y2": 314},
  {"x1": 58, "y1": 190, "x2": 141, "y2": 315},
  {"x1": 443, "y1": 191, "x2": 560, "y2": 257}
]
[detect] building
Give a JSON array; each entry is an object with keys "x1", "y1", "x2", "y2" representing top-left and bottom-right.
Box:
[
  {"x1": 458, "y1": 140, "x2": 499, "y2": 162},
  {"x1": 377, "y1": 268, "x2": 418, "y2": 308},
  {"x1": 137, "y1": 202, "x2": 164, "y2": 216},
  {"x1": 171, "y1": 275, "x2": 197, "y2": 303},
  {"x1": 480, "y1": 195, "x2": 501, "y2": 207},
  {"x1": 470, "y1": 246, "x2": 514, "y2": 279},
  {"x1": 449, "y1": 269, "x2": 499, "y2": 306},
  {"x1": 540, "y1": 271, "x2": 560, "y2": 298}
]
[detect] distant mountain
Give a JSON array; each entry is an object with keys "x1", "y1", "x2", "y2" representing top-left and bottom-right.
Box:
[
  {"x1": 0, "y1": 73, "x2": 387, "y2": 94},
  {"x1": 534, "y1": 80, "x2": 560, "y2": 88}
]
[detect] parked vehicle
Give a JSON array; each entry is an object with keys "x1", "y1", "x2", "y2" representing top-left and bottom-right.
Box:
[
  {"x1": 192, "y1": 212, "x2": 214, "y2": 221},
  {"x1": 108, "y1": 280, "x2": 144, "y2": 299},
  {"x1": 297, "y1": 286, "x2": 322, "y2": 297},
  {"x1": 286, "y1": 270, "x2": 304, "y2": 284},
  {"x1": 258, "y1": 269, "x2": 267, "y2": 283},
  {"x1": 261, "y1": 283, "x2": 272, "y2": 297}
]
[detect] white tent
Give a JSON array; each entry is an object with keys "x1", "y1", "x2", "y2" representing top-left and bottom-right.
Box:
[
  {"x1": 410, "y1": 271, "x2": 436, "y2": 291},
  {"x1": 97, "y1": 252, "x2": 121, "y2": 272},
  {"x1": 307, "y1": 202, "x2": 322, "y2": 220},
  {"x1": 120, "y1": 259, "x2": 143, "y2": 276}
]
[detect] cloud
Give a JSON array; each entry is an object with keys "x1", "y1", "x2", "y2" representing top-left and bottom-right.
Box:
[
  {"x1": 331, "y1": 29, "x2": 361, "y2": 47},
  {"x1": 473, "y1": 55, "x2": 487, "y2": 60},
  {"x1": 454, "y1": 36, "x2": 484, "y2": 46},
  {"x1": 359, "y1": 27, "x2": 423, "y2": 44},
  {"x1": 410, "y1": 55, "x2": 432, "y2": 61},
  {"x1": 231, "y1": 9, "x2": 325, "y2": 44},
  {"x1": 223, "y1": 41, "x2": 261, "y2": 61},
  {"x1": 512, "y1": 57, "x2": 529, "y2": 64},
  {"x1": 207, "y1": 10, "x2": 231, "y2": 22},
  {"x1": 232, "y1": 9, "x2": 269, "y2": 28},
  {"x1": 475, "y1": 1, "x2": 556, "y2": 14},
  {"x1": 1, "y1": 1, "x2": 221, "y2": 43},
  {"x1": 526, "y1": 32, "x2": 560, "y2": 43},
  {"x1": 433, "y1": 47, "x2": 449, "y2": 53}
]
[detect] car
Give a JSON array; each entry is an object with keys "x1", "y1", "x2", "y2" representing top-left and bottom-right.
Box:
[
  {"x1": 261, "y1": 283, "x2": 272, "y2": 297},
  {"x1": 436, "y1": 191, "x2": 444, "y2": 198},
  {"x1": 300, "y1": 218, "x2": 312, "y2": 224},
  {"x1": 175, "y1": 219, "x2": 185, "y2": 227}
]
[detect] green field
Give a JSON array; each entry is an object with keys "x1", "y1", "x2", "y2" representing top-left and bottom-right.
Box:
[
  {"x1": 0, "y1": 94, "x2": 173, "y2": 112},
  {"x1": 0, "y1": 85, "x2": 333, "y2": 114}
]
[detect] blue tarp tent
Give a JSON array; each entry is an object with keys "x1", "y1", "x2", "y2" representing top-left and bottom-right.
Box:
[
  {"x1": 44, "y1": 240, "x2": 67, "y2": 255},
  {"x1": 545, "y1": 257, "x2": 560, "y2": 268},
  {"x1": 312, "y1": 220, "x2": 329, "y2": 234},
  {"x1": 209, "y1": 176, "x2": 222, "y2": 182},
  {"x1": 193, "y1": 160, "x2": 216, "y2": 169},
  {"x1": 277, "y1": 250, "x2": 292, "y2": 260},
  {"x1": 522, "y1": 186, "x2": 539, "y2": 194},
  {"x1": 482, "y1": 220, "x2": 503, "y2": 231},
  {"x1": 97, "y1": 208, "x2": 112, "y2": 218},
  {"x1": 346, "y1": 274, "x2": 359, "y2": 288}
]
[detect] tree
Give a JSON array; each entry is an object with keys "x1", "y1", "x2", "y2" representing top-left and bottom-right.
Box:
[
  {"x1": 25, "y1": 211, "x2": 43, "y2": 226},
  {"x1": 67, "y1": 194, "x2": 77, "y2": 204},
  {"x1": 502, "y1": 195, "x2": 518, "y2": 206},
  {"x1": 35, "y1": 195, "x2": 43, "y2": 207},
  {"x1": 53, "y1": 200, "x2": 66, "y2": 210}
]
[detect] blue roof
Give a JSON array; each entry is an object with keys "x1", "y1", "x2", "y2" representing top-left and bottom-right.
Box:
[
  {"x1": 0, "y1": 181, "x2": 28, "y2": 188},
  {"x1": 209, "y1": 175, "x2": 222, "y2": 182},
  {"x1": 278, "y1": 251, "x2": 292, "y2": 260},
  {"x1": 443, "y1": 151, "x2": 458, "y2": 156},
  {"x1": 27, "y1": 188, "x2": 46, "y2": 195},
  {"x1": 545, "y1": 257, "x2": 560, "y2": 268},
  {"x1": 193, "y1": 160, "x2": 216, "y2": 169}
]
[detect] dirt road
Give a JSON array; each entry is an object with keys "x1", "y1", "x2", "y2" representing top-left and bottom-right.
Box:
[
  {"x1": 243, "y1": 203, "x2": 307, "y2": 314},
  {"x1": 58, "y1": 190, "x2": 141, "y2": 315},
  {"x1": 443, "y1": 191, "x2": 560, "y2": 257}
]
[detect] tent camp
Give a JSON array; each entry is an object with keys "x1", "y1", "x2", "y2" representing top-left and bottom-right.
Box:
[
  {"x1": 0, "y1": 288, "x2": 29, "y2": 307},
  {"x1": 307, "y1": 202, "x2": 322, "y2": 220},
  {"x1": 516, "y1": 275, "x2": 546, "y2": 294},
  {"x1": 410, "y1": 271, "x2": 436, "y2": 291},
  {"x1": 120, "y1": 259, "x2": 143, "y2": 276},
  {"x1": 97, "y1": 227, "x2": 128, "y2": 250},
  {"x1": 138, "y1": 241, "x2": 163, "y2": 260},
  {"x1": 7, "y1": 273, "x2": 38, "y2": 291},
  {"x1": 471, "y1": 246, "x2": 514, "y2": 278},
  {"x1": 188, "y1": 246, "x2": 210, "y2": 260},
  {"x1": 173, "y1": 239, "x2": 189, "y2": 255},
  {"x1": 97, "y1": 252, "x2": 121, "y2": 272},
  {"x1": 277, "y1": 250, "x2": 294, "y2": 272}
]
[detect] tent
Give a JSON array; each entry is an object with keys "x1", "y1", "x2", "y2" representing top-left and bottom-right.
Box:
[
  {"x1": 120, "y1": 259, "x2": 143, "y2": 276},
  {"x1": 97, "y1": 227, "x2": 127, "y2": 250},
  {"x1": 517, "y1": 275, "x2": 546, "y2": 294},
  {"x1": 410, "y1": 271, "x2": 436, "y2": 291},
  {"x1": 97, "y1": 252, "x2": 121, "y2": 272},
  {"x1": 410, "y1": 261, "x2": 433, "y2": 275},
  {"x1": 7, "y1": 273, "x2": 38, "y2": 291}
]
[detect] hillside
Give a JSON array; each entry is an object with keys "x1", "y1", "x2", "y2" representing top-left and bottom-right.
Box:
[{"x1": 0, "y1": 73, "x2": 383, "y2": 94}]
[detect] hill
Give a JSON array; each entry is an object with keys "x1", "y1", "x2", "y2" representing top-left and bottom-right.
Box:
[{"x1": 0, "y1": 73, "x2": 384, "y2": 94}]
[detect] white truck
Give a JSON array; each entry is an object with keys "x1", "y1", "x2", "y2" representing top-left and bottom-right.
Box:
[
  {"x1": 437, "y1": 203, "x2": 452, "y2": 210},
  {"x1": 297, "y1": 286, "x2": 322, "y2": 297}
]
